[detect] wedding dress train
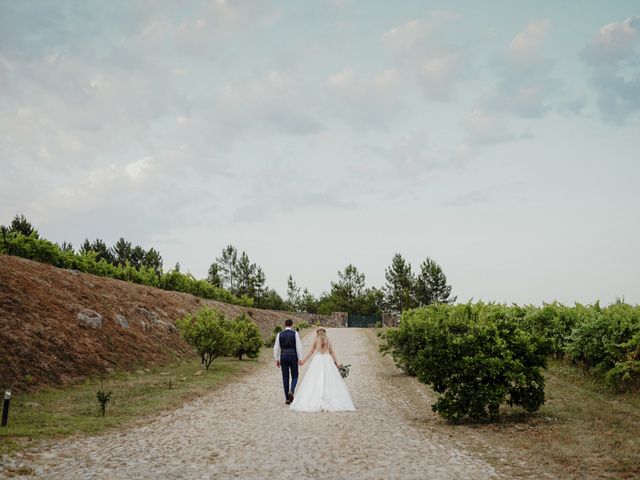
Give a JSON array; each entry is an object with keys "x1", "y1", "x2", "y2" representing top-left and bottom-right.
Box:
[{"x1": 290, "y1": 352, "x2": 356, "y2": 412}]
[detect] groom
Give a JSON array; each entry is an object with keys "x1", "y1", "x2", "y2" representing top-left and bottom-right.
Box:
[{"x1": 273, "y1": 319, "x2": 303, "y2": 404}]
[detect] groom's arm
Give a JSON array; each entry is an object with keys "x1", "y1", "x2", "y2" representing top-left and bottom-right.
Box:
[{"x1": 273, "y1": 332, "x2": 281, "y2": 364}]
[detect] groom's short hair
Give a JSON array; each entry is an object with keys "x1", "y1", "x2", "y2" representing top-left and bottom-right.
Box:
[{"x1": 284, "y1": 319, "x2": 293, "y2": 327}]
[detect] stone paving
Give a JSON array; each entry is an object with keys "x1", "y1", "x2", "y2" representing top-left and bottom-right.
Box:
[{"x1": 1, "y1": 328, "x2": 499, "y2": 479}]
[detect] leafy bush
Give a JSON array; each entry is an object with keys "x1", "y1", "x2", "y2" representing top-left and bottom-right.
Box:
[
  {"x1": 567, "y1": 302, "x2": 640, "y2": 390},
  {"x1": 0, "y1": 231, "x2": 251, "y2": 306},
  {"x1": 176, "y1": 308, "x2": 240, "y2": 370},
  {"x1": 518, "y1": 302, "x2": 581, "y2": 357},
  {"x1": 381, "y1": 303, "x2": 551, "y2": 421},
  {"x1": 230, "y1": 314, "x2": 263, "y2": 360}
]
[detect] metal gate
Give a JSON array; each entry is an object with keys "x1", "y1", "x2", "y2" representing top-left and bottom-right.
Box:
[{"x1": 347, "y1": 314, "x2": 381, "y2": 328}]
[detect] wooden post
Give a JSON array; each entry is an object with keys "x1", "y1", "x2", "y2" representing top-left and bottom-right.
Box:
[{"x1": 1, "y1": 390, "x2": 10, "y2": 427}]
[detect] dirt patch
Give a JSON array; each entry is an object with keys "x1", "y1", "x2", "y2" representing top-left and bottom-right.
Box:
[{"x1": 0, "y1": 254, "x2": 307, "y2": 393}]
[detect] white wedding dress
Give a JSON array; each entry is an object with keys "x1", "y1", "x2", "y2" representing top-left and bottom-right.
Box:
[{"x1": 290, "y1": 352, "x2": 356, "y2": 412}]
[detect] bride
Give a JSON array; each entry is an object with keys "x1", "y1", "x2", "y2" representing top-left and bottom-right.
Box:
[{"x1": 290, "y1": 328, "x2": 356, "y2": 412}]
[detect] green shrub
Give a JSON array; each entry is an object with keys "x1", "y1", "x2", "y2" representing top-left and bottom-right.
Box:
[
  {"x1": 381, "y1": 303, "x2": 551, "y2": 421},
  {"x1": 176, "y1": 308, "x2": 240, "y2": 370},
  {"x1": 230, "y1": 314, "x2": 263, "y2": 360},
  {"x1": 568, "y1": 302, "x2": 640, "y2": 390}
]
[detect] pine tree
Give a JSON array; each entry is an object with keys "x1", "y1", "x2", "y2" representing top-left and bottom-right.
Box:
[
  {"x1": 130, "y1": 245, "x2": 145, "y2": 269},
  {"x1": 207, "y1": 262, "x2": 222, "y2": 287},
  {"x1": 9, "y1": 214, "x2": 38, "y2": 238},
  {"x1": 250, "y1": 266, "x2": 267, "y2": 301},
  {"x1": 216, "y1": 245, "x2": 238, "y2": 292},
  {"x1": 286, "y1": 275, "x2": 301, "y2": 311},
  {"x1": 90, "y1": 239, "x2": 115, "y2": 264},
  {"x1": 384, "y1": 253, "x2": 416, "y2": 313},
  {"x1": 59, "y1": 241, "x2": 74, "y2": 253},
  {"x1": 112, "y1": 237, "x2": 132, "y2": 266},
  {"x1": 235, "y1": 252, "x2": 254, "y2": 297},
  {"x1": 415, "y1": 257, "x2": 456, "y2": 305},
  {"x1": 299, "y1": 288, "x2": 318, "y2": 313},
  {"x1": 144, "y1": 248, "x2": 163, "y2": 274},
  {"x1": 80, "y1": 239, "x2": 92, "y2": 255}
]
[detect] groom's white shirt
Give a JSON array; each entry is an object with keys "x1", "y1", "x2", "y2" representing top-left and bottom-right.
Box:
[{"x1": 273, "y1": 327, "x2": 303, "y2": 361}]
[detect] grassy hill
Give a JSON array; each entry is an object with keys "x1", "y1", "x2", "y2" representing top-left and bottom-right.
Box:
[{"x1": 0, "y1": 254, "x2": 306, "y2": 393}]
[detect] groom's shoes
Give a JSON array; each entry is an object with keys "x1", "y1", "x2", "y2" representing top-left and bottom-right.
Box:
[{"x1": 286, "y1": 392, "x2": 294, "y2": 404}]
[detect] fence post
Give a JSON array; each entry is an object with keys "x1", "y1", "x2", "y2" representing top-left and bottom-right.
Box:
[{"x1": 1, "y1": 390, "x2": 10, "y2": 427}]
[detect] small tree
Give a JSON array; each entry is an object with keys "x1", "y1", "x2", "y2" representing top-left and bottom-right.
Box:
[
  {"x1": 176, "y1": 308, "x2": 239, "y2": 370},
  {"x1": 231, "y1": 314, "x2": 263, "y2": 360},
  {"x1": 9, "y1": 214, "x2": 38, "y2": 238},
  {"x1": 112, "y1": 237, "x2": 132, "y2": 266},
  {"x1": 415, "y1": 257, "x2": 456, "y2": 305},
  {"x1": 207, "y1": 262, "x2": 222, "y2": 287},
  {"x1": 384, "y1": 253, "x2": 416, "y2": 313}
]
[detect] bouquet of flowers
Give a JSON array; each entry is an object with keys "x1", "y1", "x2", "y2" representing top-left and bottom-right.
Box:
[{"x1": 337, "y1": 363, "x2": 351, "y2": 379}]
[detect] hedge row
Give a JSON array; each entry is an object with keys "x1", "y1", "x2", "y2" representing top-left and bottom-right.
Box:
[
  {"x1": 0, "y1": 231, "x2": 252, "y2": 307},
  {"x1": 381, "y1": 302, "x2": 640, "y2": 421}
]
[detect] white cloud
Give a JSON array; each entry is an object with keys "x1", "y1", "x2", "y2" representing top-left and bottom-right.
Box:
[
  {"x1": 582, "y1": 16, "x2": 640, "y2": 64},
  {"x1": 509, "y1": 19, "x2": 552, "y2": 59},
  {"x1": 125, "y1": 156, "x2": 152, "y2": 180},
  {"x1": 325, "y1": 68, "x2": 403, "y2": 128},
  {"x1": 381, "y1": 15, "x2": 467, "y2": 101},
  {"x1": 581, "y1": 16, "x2": 640, "y2": 123},
  {"x1": 477, "y1": 18, "x2": 559, "y2": 119}
]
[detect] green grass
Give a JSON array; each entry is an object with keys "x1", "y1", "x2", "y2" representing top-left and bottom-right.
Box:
[{"x1": 0, "y1": 353, "x2": 263, "y2": 455}]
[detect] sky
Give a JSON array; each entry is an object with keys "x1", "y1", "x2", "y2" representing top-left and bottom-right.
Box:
[{"x1": 1, "y1": 1, "x2": 639, "y2": 305}]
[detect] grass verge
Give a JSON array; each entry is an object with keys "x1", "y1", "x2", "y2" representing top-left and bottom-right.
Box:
[
  {"x1": 0, "y1": 352, "x2": 263, "y2": 456},
  {"x1": 372, "y1": 329, "x2": 640, "y2": 479}
]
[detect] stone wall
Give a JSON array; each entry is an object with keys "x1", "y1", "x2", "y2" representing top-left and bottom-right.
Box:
[
  {"x1": 289, "y1": 311, "x2": 348, "y2": 328},
  {"x1": 382, "y1": 312, "x2": 400, "y2": 327}
]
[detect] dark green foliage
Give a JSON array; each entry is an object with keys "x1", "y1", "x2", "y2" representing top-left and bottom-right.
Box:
[
  {"x1": 9, "y1": 214, "x2": 38, "y2": 238},
  {"x1": 216, "y1": 245, "x2": 238, "y2": 292},
  {"x1": 299, "y1": 288, "x2": 319, "y2": 313},
  {"x1": 381, "y1": 303, "x2": 551, "y2": 421},
  {"x1": 207, "y1": 262, "x2": 222, "y2": 287},
  {"x1": 213, "y1": 245, "x2": 269, "y2": 307},
  {"x1": 230, "y1": 314, "x2": 263, "y2": 360},
  {"x1": 255, "y1": 288, "x2": 287, "y2": 310},
  {"x1": 286, "y1": 274, "x2": 301, "y2": 311},
  {"x1": 59, "y1": 241, "x2": 74, "y2": 253},
  {"x1": 0, "y1": 231, "x2": 250, "y2": 307},
  {"x1": 143, "y1": 248, "x2": 163, "y2": 274},
  {"x1": 383, "y1": 254, "x2": 456, "y2": 313},
  {"x1": 415, "y1": 257, "x2": 456, "y2": 305},
  {"x1": 81, "y1": 238, "x2": 115, "y2": 264},
  {"x1": 96, "y1": 389, "x2": 112, "y2": 417},
  {"x1": 112, "y1": 237, "x2": 132, "y2": 266},
  {"x1": 316, "y1": 264, "x2": 383, "y2": 315},
  {"x1": 384, "y1": 253, "x2": 416, "y2": 313}
]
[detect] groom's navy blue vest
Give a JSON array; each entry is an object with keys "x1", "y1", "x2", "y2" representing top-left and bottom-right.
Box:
[{"x1": 279, "y1": 329, "x2": 297, "y2": 357}]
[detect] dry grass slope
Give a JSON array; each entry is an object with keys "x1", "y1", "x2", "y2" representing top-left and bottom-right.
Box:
[{"x1": 0, "y1": 254, "x2": 306, "y2": 393}]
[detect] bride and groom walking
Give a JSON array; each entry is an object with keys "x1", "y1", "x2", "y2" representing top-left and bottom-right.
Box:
[{"x1": 273, "y1": 319, "x2": 356, "y2": 412}]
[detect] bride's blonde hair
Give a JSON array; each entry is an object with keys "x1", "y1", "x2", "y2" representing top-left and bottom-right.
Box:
[{"x1": 316, "y1": 328, "x2": 328, "y2": 350}]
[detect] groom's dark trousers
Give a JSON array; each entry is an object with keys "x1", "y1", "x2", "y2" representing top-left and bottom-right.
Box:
[{"x1": 279, "y1": 329, "x2": 299, "y2": 398}]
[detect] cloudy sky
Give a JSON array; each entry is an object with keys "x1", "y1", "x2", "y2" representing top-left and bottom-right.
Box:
[{"x1": 1, "y1": 1, "x2": 639, "y2": 305}]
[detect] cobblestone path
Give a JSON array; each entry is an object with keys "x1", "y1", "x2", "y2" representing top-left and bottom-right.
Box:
[{"x1": 2, "y1": 328, "x2": 499, "y2": 479}]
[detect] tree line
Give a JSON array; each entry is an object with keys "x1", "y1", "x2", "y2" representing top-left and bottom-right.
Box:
[{"x1": 2, "y1": 214, "x2": 456, "y2": 315}]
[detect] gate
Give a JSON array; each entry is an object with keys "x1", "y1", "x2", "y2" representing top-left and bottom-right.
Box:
[{"x1": 347, "y1": 314, "x2": 381, "y2": 328}]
